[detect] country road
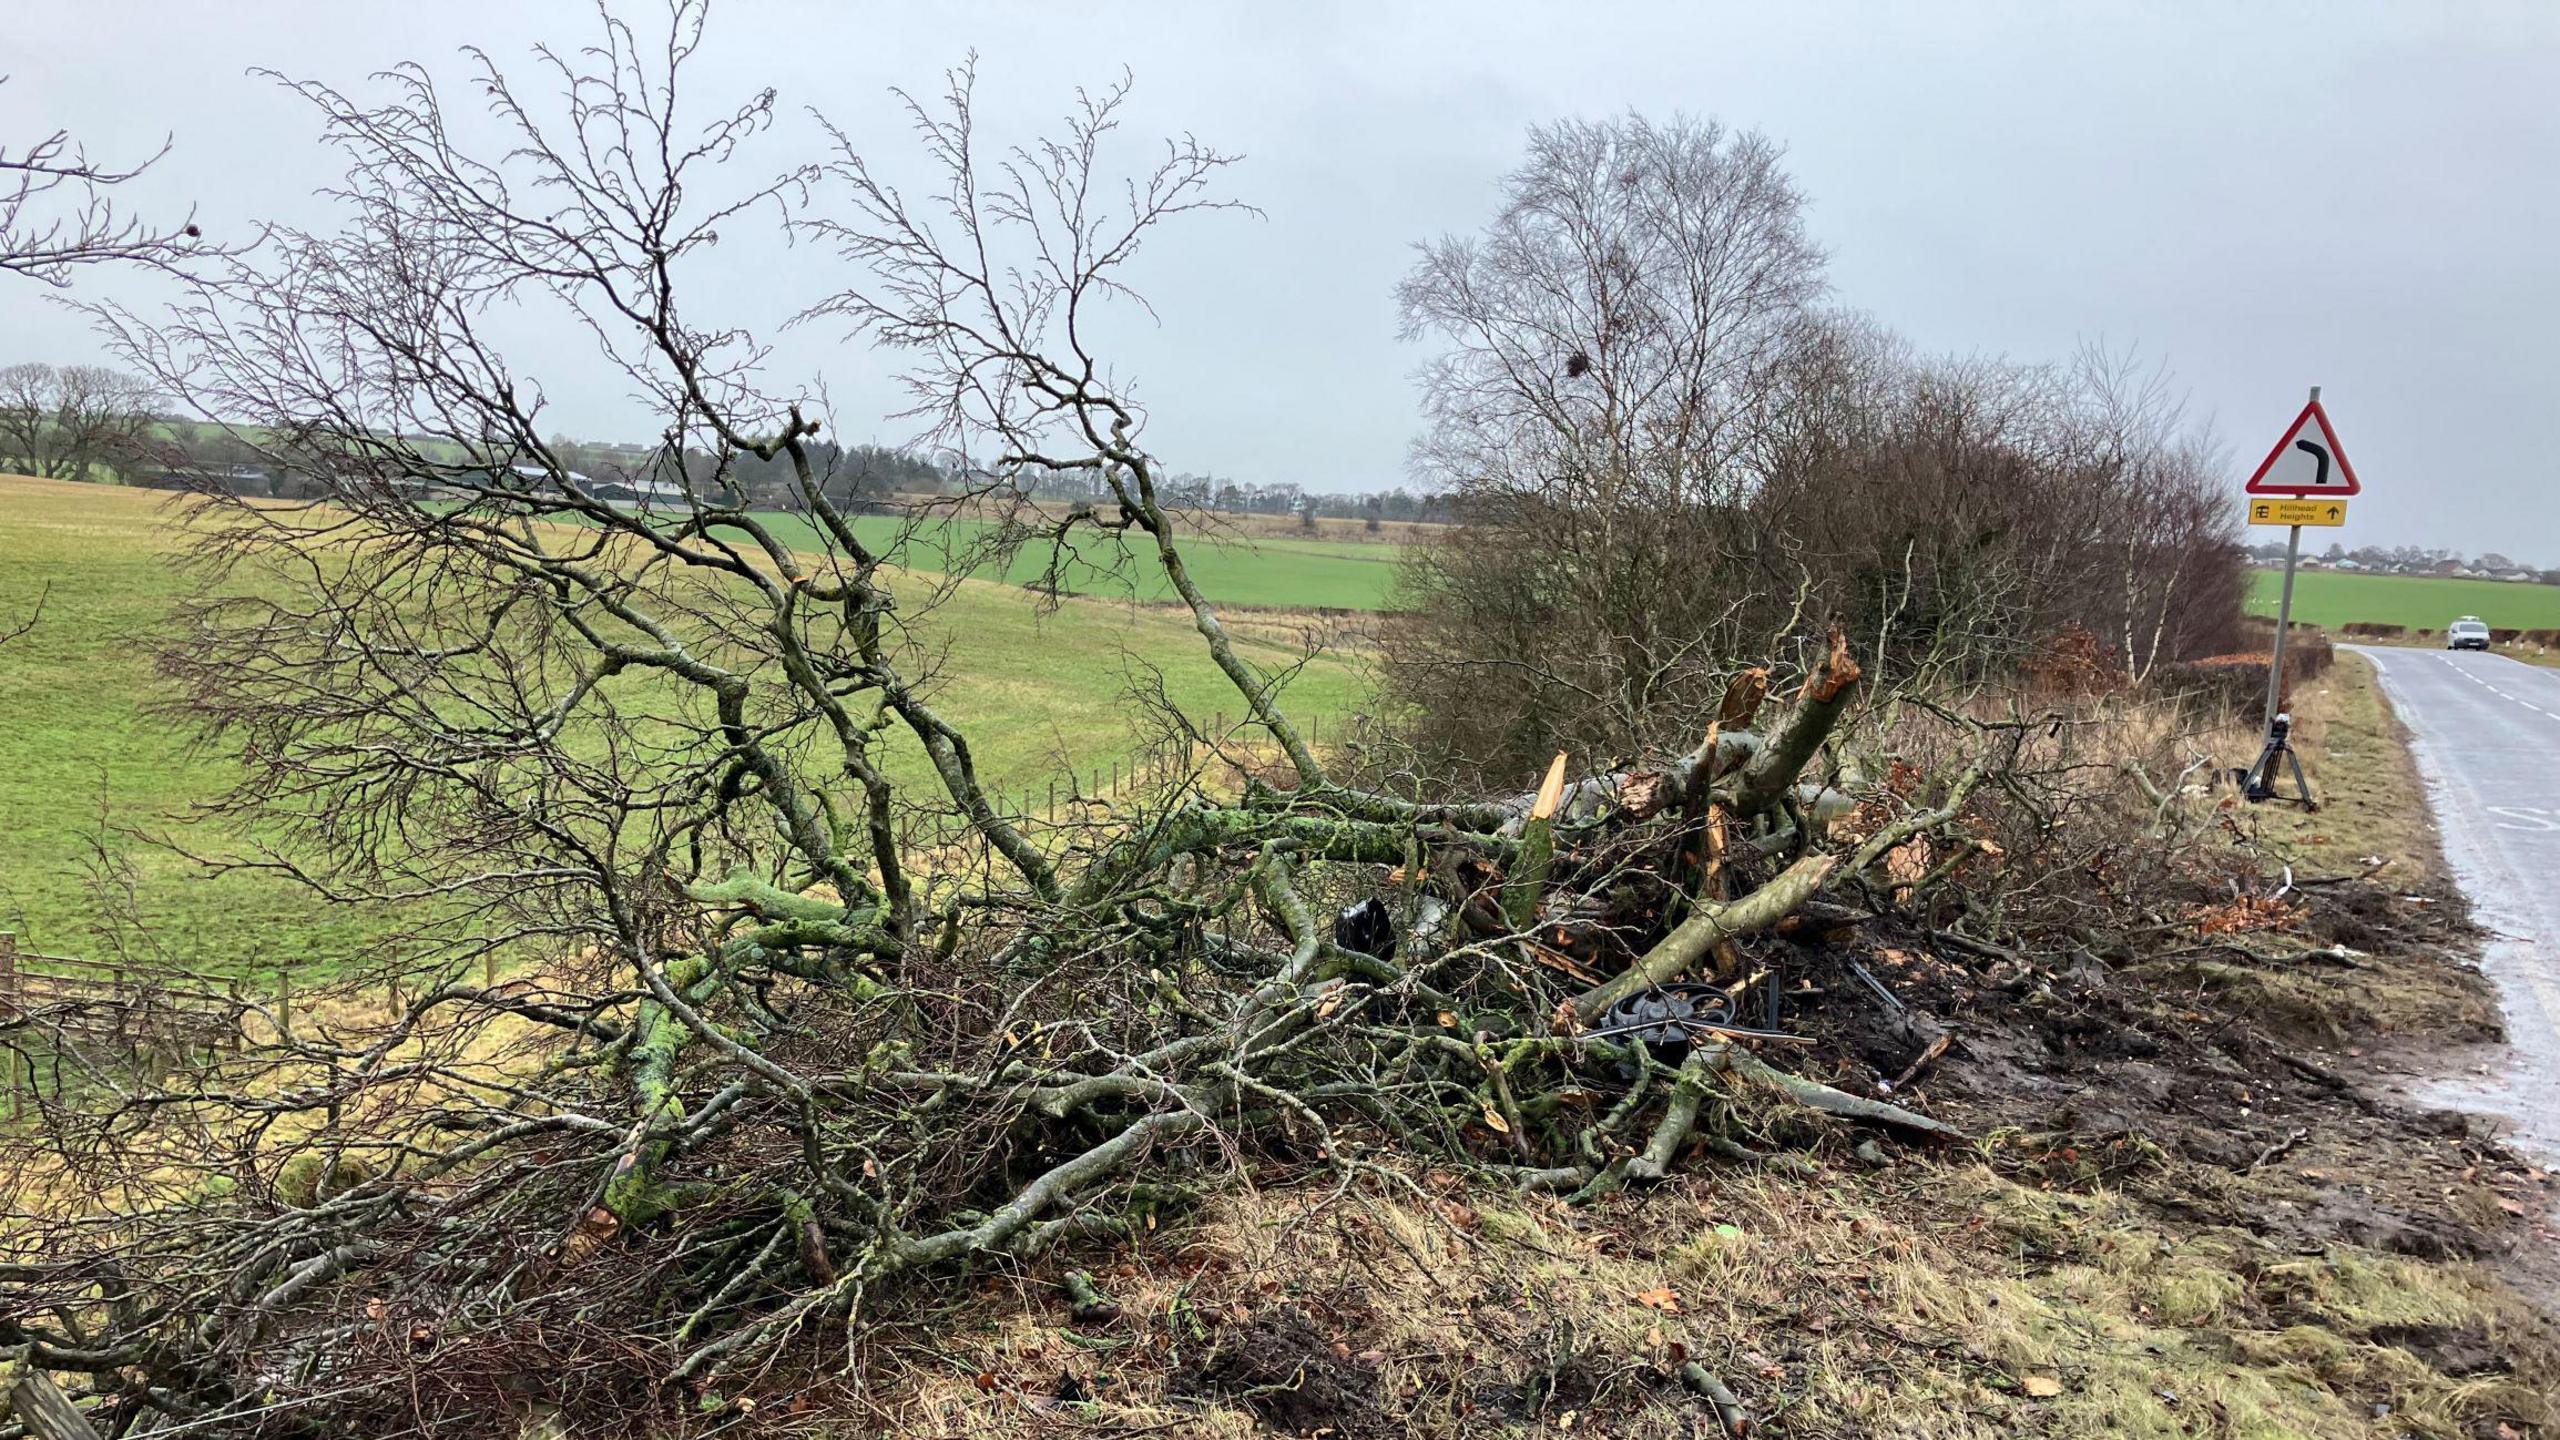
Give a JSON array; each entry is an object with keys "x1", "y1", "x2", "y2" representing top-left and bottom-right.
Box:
[{"x1": 2350, "y1": 645, "x2": 2560, "y2": 1166}]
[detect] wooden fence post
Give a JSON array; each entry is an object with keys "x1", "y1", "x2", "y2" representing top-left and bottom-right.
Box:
[
  {"x1": 274, "y1": 970, "x2": 293, "y2": 1043},
  {"x1": 1, "y1": 1345, "x2": 107, "y2": 1439}
]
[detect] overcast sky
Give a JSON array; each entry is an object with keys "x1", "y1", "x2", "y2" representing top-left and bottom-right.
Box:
[{"x1": 6, "y1": 2, "x2": 2557, "y2": 563}]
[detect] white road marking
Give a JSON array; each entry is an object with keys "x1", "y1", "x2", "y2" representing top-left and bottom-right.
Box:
[{"x1": 2424, "y1": 652, "x2": 2560, "y2": 725}]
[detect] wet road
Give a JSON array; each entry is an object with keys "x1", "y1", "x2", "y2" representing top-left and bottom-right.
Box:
[{"x1": 2351, "y1": 645, "x2": 2560, "y2": 1166}]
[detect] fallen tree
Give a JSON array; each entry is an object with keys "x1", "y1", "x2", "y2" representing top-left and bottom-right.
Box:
[{"x1": 7, "y1": 14, "x2": 2082, "y2": 1436}]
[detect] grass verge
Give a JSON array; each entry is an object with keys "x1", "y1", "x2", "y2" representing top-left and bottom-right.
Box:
[
  {"x1": 874, "y1": 1159, "x2": 2559, "y2": 1437},
  {"x1": 2242, "y1": 649, "x2": 2444, "y2": 882}
]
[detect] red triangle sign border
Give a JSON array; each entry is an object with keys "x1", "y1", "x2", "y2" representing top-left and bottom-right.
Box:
[{"x1": 2243, "y1": 398, "x2": 2362, "y2": 497}]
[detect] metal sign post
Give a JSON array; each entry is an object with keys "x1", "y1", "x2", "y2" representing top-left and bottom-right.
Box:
[
  {"x1": 2259, "y1": 387, "x2": 2315, "y2": 739},
  {"x1": 2241, "y1": 384, "x2": 2342, "y2": 808}
]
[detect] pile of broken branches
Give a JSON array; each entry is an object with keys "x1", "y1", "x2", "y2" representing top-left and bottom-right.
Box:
[{"x1": 0, "y1": 23, "x2": 2161, "y2": 1436}]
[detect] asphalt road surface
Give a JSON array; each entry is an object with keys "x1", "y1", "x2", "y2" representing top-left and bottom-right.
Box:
[{"x1": 2351, "y1": 645, "x2": 2560, "y2": 1166}]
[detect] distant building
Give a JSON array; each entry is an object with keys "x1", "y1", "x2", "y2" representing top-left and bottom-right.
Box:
[
  {"x1": 138, "y1": 463, "x2": 277, "y2": 497},
  {"x1": 585, "y1": 476, "x2": 693, "y2": 509}
]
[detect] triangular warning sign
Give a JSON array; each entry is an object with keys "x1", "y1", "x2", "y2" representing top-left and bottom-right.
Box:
[{"x1": 2244, "y1": 399, "x2": 2361, "y2": 496}]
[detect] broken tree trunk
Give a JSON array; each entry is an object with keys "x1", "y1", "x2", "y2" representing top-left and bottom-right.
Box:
[
  {"x1": 1502, "y1": 752, "x2": 1570, "y2": 929},
  {"x1": 1727, "y1": 626, "x2": 1862, "y2": 819}
]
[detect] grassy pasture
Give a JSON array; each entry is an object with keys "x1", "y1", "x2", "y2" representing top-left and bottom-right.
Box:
[
  {"x1": 711, "y1": 510, "x2": 1406, "y2": 611},
  {"x1": 0, "y1": 475, "x2": 1364, "y2": 974},
  {"x1": 2246, "y1": 567, "x2": 2560, "y2": 632}
]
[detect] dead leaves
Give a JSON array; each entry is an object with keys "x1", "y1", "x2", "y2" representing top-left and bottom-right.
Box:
[
  {"x1": 1633, "y1": 1285, "x2": 1682, "y2": 1314},
  {"x1": 2191, "y1": 895, "x2": 2304, "y2": 936}
]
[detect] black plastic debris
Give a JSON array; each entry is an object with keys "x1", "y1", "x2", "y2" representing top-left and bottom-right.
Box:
[
  {"x1": 1333, "y1": 897, "x2": 1396, "y2": 961},
  {"x1": 1597, "y1": 982, "x2": 1733, "y2": 1069}
]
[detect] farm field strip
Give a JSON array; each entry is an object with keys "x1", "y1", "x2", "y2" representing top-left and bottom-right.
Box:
[
  {"x1": 726, "y1": 509, "x2": 1406, "y2": 611},
  {"x1": 2246, "y1": 568, "x2": 2560, "y2": 632}
]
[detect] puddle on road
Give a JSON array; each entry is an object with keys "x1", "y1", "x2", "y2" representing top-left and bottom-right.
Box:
[{"x1": 2410, "y1": 925, "x2": 2560, "y2": 1172}]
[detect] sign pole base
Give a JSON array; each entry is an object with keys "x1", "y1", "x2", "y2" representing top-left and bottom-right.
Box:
[{"x1": 2242, "y1": 720, "x2": 2317, "y2": 810}]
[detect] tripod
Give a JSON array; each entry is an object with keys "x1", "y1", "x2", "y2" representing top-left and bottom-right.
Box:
[{"x1": 2242, "y1": 712, "x2": 2316, "y2": 809}]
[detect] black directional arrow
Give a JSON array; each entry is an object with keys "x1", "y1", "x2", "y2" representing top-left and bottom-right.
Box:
[{"x1": 2294, "y1": 437, "x2": 2332, "y2": 487}]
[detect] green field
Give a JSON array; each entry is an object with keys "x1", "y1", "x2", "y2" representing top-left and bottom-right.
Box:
[
  {"x1": 0, "y1": 476, "x2": 1366, "y2": 973},
  {"x1": 760, "y1": 511, "x2": 1407, "y2": 611},
  {"x1": 2246, "y1": 568, "x2": 2560, "y2": 632}
]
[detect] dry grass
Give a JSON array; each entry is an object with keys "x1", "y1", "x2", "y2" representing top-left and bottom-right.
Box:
[
  {"x1": 2239, "y1": 651, "x2": 2445, "y2": 882},
  {"x1": 2122, "y1": 655, "x2": 2500, "y2": 1050},
  {"x1": 867, "y1": 1167, "x2": 2560, "y2": 1438}
]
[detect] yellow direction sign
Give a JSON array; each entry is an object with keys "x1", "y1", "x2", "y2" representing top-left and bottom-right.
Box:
[{"x1": 2247, "y1": 496, "x2": 2348, "y2": 527}]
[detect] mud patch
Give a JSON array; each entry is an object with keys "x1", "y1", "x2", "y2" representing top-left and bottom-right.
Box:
[
  {"x1": 1175, "y1": 1305, "x2": 1386, "y2": 1437},
  {"x1": 2368, "y1": 1321, "x2": 2513, "y2": 1377}
]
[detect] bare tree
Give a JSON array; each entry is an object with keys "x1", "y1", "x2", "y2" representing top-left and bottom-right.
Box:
[
  {"x1": 1386, "y1": 114, "x2": 2241, "y2": 778},
  {"x1": 1, "y1": 76, "x2": 204, "y2": 285},
  {"x1": 1387, "y1": 115, "x2": 1828, "y2": 771},
  {"x1": 0, "y1": 361, "x2": 161, "y2": 479}
]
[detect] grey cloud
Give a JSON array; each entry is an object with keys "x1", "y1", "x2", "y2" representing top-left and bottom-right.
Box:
[{"x1": 4, "y1": 0, "x2": 2554, "y2": 561}]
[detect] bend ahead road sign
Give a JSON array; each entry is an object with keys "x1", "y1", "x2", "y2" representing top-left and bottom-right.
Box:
[
  {"x1": 2248, "y1": 497, "x2": 2348, "y2": 527},
  {"x1": 2244, "y1": 398, "x2": 2361, "y2": 496}
]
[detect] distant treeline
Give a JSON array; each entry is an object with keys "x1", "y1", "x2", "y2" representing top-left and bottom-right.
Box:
[{"x1": 88, "y1": 409, "x2": 1451, "y2": 523}]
